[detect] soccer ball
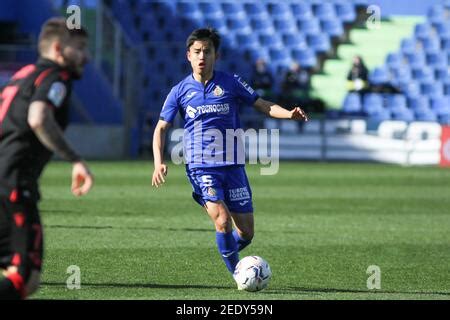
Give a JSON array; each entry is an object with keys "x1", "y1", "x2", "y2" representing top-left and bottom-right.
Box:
[{"x1": 233, "y1": 256, "x2": 272, "y2": 292}]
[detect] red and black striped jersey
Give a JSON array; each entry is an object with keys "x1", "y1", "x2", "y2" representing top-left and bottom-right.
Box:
[{"x1": 0, "y1": 58, "x2": 73, "y2": 201}]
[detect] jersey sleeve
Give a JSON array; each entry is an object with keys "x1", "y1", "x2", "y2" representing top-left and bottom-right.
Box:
[
  {"x1": 159, "y1": 86, "x2": 180, "y2": 123},
  {"x1": 31, "y1": 70, "x2": 70, "y2": 109},
  {"x1": 233, "y1": 74, "x2": 260, "y2": 105}
]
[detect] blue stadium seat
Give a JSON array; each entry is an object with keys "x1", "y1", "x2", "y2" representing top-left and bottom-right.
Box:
[
  {"x1": 227, "y1": 17, "x2": 251, "y2": 33},
  {"x1": 307, "y1": 33, "x2": 331, "y2": 54},
  {"x1": 198, "y1": 2, "x2": 224, "y2": 19},
  {"x1": 414, "y1": 23, "x2": 433, "y2": 42},
  {"x1": 260, "y1": 33, "x2": 284, "y2": 49},
  {"x1": 204, "y1": 17, "x2": 228, "y2": 34},
  {"x1": 250, "y1": 18, "x2": 275, "y2": 36},
  {"x1": 421, "y1": 81, "x2": 444, "y2": 97},
  {"x1": 435, "y1": 65, "x2": 449, "y2": 81},
  {"x1": 269, "y1": 48, "x2": 292, "y2": 64},
  {"x1": 434, "y1": 21, "x2": 450, "y2": 39},
  {"x1": 321, "y1": 19, "x2": 344, "y2": 38},
  {"x1": 314, "y1": 2, "x2": 337, "y2": 21},
  {"x1": 176, "y1": 2, "x2": 202, "y2": 19},
  {"x1": 430, "y1": 96, "x2": 450, "y2": 115},
  {"x1": 412, "y1": 67, "x2": 434, "y2": 82},
  {"x1": 426, "y1": 51, "x2": 447, "y2": 67},
  {"x1": 245, "y1": 47, "x2": 270, "y2": 62},
  {"x1": 386, "y1": 94, "x2": 407, "y2": 110},
  {"x1": 415, "y1": 108, "x2": 438, "y2": 122},
  {"x1": 427, "y1": 5, "x2": 446, "y2": 25},
  {"x1": 244, "y1": 2, "x2": 268, "y2": 19},
  {"x1": 369, "y1": 108, "x2": 392, "y2": 122},
  {"x1": 291, "y1": 3, "x2": 313, "y2": 20},
  {"x1": 406, "y1": 51, "x2": 426, "y2": 69},
  {"x1": 400, "y1": 38, "x2": 418, "y2": 55},
  {"x1": 342, "y1": 92, "x2": 362, "y2": 113},
  {"x1": 273, "y1": 18, "x2": 298, "y2": 34},
  {"x1": 267, "y1": 3, "x2": 292, "y2": 19},
  {"x1": 291, "y1": 48, "x2": 317, "y2": 69},
  {"x1": 369, "y1": 67, "x2": 390, "y2": 85},
  {"x1": 422, "y1": 37, "x2": 441, "y2": 54},
  {"x1": 386, "y1": 52, "x2": 404, "y2": 69},
  {"x1": 362, "y1": 93, "x2": 384, "y2": 115},
  {"x1": 235, "y1": 32, "x2": 260, "y2": 50},
  {"x1": 297, "y1": 17, "x2": 321, "y2": 35},
  {"x1": 400, "y1": 82, "x2": 421, "y2": 98},
  {"x1": 282, "y1": 33, "x2": 308, "y2": 50},
  {"x1": 222, "y1": 2, "x2": 245, "y2": 18},
  {"x1": 409, "y1": 96, "x2": 430, "y2": 111},
  {"x1": 391, "y1": 106, "x2": 414, "y2": 122},
  {"x1": 335, "y1": 1, "x2": 357, "y2": 23}
]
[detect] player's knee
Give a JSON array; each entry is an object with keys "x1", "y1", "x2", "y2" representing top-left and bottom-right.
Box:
[
  {"x1": 25, "y1": 270, "x2": 41, "y2": 297},
  {"x1": 215, "y1": 215, "x2": 233, "y2": 232}
]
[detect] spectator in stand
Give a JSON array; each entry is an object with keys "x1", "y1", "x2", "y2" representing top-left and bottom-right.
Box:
[{"x1": 347, "y1": 55, "x2": 369, "y2": 94}]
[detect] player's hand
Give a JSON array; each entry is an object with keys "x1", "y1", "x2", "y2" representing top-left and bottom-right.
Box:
[
  {"x1": 290, "y1": 106, "x2": 308, "y2": 121},
  {"x1": 152, "y1": 164, "x2": 168, "y2": 188},
  {"x1": 71, "y1": 161, "x2": 94, "y2": 196}
]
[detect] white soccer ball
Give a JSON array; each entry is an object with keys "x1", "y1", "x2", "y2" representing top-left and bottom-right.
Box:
[{"x1": 233, "y1": 256, "x2": 272, "y2": 292}]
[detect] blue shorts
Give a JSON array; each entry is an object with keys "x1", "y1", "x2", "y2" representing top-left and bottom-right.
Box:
[{"x1": 186, "y1": 165, "x2": 253, "y2": 213}]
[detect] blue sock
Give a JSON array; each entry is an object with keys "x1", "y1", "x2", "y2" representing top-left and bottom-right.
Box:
[
  {"x1": 232, "y1": 229, "x2": 252, "y2": 252},
  {"x1": 216, "y1": 231, "x2": 239, "y2": 274}
]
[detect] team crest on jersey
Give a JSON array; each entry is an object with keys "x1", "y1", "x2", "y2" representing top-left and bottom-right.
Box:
[
  {"x1": 47, "y1": 82, "x2": 66, "y2": 107},
  {"x1": 213, "y1": 85, "x2": 224, "y2": 97},
  {"x1": 207, "y1": 187, "x2": 217, "y2": 197}
]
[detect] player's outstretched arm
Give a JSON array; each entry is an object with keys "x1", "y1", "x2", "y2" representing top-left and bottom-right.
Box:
[
  {"x1": 253, "y1": 98, "x2": 308, "y2": 121},
  {"x1": 152, "y1": 120, "x2": 171, "y2": 188},
  {"x1": 28, "y1": 101, "x2": 94, "y2": 196}
]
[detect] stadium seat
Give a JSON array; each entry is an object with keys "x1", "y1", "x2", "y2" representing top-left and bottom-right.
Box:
[
  {"x1": 235, "y1": 32, "x2": 260, "y2": 50},
  {"x1": 335, "y1": 1, "x2": 357, "y2": 23},
  {"x1": 400, "y1": 38, "x2": 418, "y2": 55},
  {"x1": 244, "y1": 2, "x2": 268, "y2": 19},
  {"x1": 250, "y1": 18, "x2": 275, "y2": 36},
  {"x1": 204, "y1": 17, "x2": 228, "y2": 35},
  {"x1": 362, "y1": 93, "x2": 384, "y2": 115},
  {"x1": 342, "y1": 93, "x2": 362, "y2": 113},
  {"x1": 307, "y1": 33, "x2": 331, "y2": 54},
  {"x1": 291, "y1": 48, "x2": 317, "y2": 69},
  {"x1": 414, "y1": 23, "x2": 433, "y2": 42},
  {"x1": 314, "y1": 2, "x2": 337, "y2": 21},
  {"x1": 391, "y1": 106, "x2": 414, "y2": 122},
  {"x1": 222, "y1": 2, "x2": 245, "y2": 18},
  {"x1": 260, "y1": 34, "x2": 284, "y2": 49},
  {"x1": 176, "y1": 2, "x2": 202, "y2": 19},
  {"x1": 282, "y1": 33, "x2": 308, "y2": 50},
  {"x1": 273, "y1": 18, "x2": 298, "y2": 34},
  {"x1": 297, "y1": 18, "x2": 321, "y2": 36},
  {"x1": 386, "y1": 94, "x2": 407, "y2": 110},
  {"x1": 267, "y1": 3, "x2": 292, "y2": 19},
  {"x1": 320, "y1": 19, "x2": 345, "y2": 38},
  {"x1": 227, "y1": 16, "x2": 251, "y2": 33},
  {"x1": 290, "y1": 3, "x2": 313, "y2": 20},
  {"x1": 427, "y1": 4, "x2": 446, "y2": 24},
  {"x1": 421, "y1": 81, "x2": 444, "y2": 97},
  {"x1": 369, "y1": 67, "x2": 390, "y2": 85},
  {"x1": 198, "y1": 2, "x2": 223, "y2": 19}
]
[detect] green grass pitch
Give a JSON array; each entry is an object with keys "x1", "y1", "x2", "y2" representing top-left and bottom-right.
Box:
[{"x1": 33, "y1": 161, "x2": 450, "y2": 300}]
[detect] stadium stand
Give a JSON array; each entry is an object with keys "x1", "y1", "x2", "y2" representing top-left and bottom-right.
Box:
[{"x1": 341, "y1": 2, "x2": 450, "y2": 124}]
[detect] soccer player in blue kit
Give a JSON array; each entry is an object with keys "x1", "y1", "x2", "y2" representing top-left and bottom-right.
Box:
[{"x1": 152, "y1": 28, "x2": 308, "y2": 284}]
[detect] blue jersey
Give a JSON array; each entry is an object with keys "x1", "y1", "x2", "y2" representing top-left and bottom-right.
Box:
[{"x1": 159, "y1": 71, "x2": 259, "y2": 169}]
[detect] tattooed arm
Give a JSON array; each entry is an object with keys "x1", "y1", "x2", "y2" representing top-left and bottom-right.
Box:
[{"x1": 28, "y1": 101, "x2": 93, "y2": 196}]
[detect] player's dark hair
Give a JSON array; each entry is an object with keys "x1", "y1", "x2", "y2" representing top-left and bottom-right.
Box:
[
  {"x1": 38, "y1": 17, "x2": 88, "y2": 55},
  {"x1": 186, "y1": 28, "x2": 221, "y2": 52}
]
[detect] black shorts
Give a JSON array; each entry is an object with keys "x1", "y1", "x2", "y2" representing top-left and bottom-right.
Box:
[{"x1": 0, "y1": 195, "x2": 43, "y2": 273}]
